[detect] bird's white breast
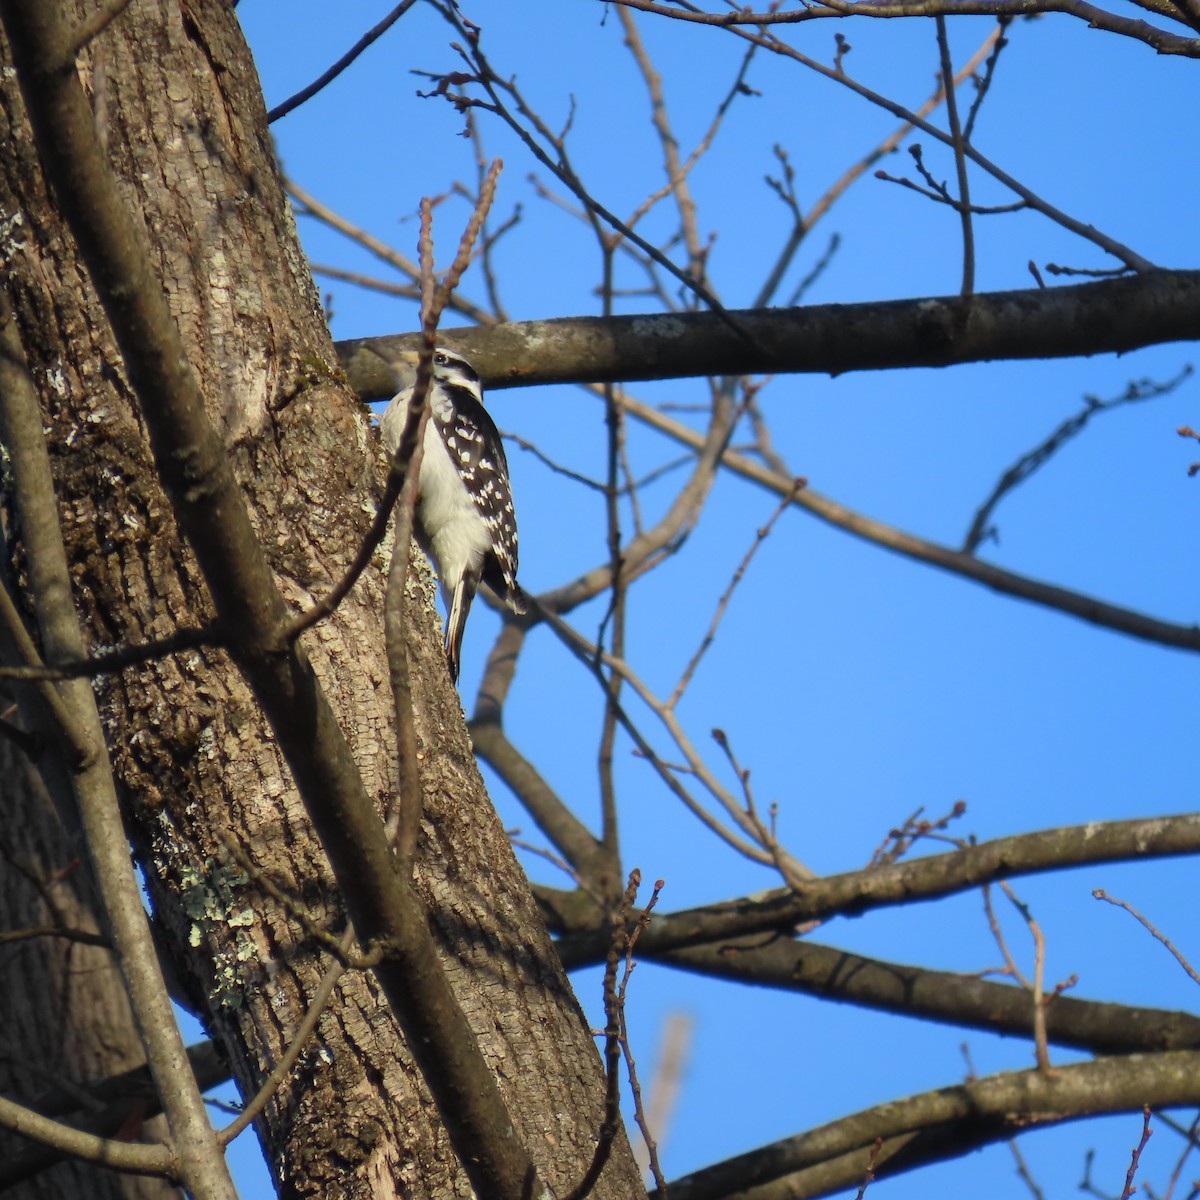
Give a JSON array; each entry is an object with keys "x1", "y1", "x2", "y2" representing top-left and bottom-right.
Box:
[{"x1": 417, "y1": 416, "x2": 493, "y2": 599}]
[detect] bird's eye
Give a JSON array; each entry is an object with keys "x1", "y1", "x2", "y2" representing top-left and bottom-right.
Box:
[{"x1": 434, "y1": 352, "x2": 448, "y2": 366}]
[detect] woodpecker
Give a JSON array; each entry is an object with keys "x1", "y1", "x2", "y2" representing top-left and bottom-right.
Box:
[{"x1": 379, "y1": 347, "x2": 527, "y2": 683}]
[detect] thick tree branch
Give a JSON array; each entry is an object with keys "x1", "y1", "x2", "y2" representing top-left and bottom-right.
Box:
[
  {"x1": 0, "y1": 1042, "x2": 226, "y2": 1189},
  {"x1": 340, "y1": 273, "x2": 1195, "y2": 654},
  {"x1": 556, "y1": 812, "x2": 1200, "y2": 966},
  {"x1": 647, "y1": 935, "x2": 1200, "y2": 1055},
  {"x1": 0, "y1": 1093, "x2": 171, "y2": 1180},
  {"x1": 338, "y1": 270, "x2": 1200, "y2": 396},
  {"x1": 470, "y1": 715, "x2": 621, "y2": 896},
  {"x1": 658, "y1": 1049, "x2": 1200, "y2": 1200}
]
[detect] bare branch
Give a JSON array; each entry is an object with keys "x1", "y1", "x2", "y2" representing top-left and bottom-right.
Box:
[
  {"x1": 935, "y1": 16, "x2": 975, "y2": 296},
  {"x1": 0, "y1": 1091, "x2": 172, "y2": 1179},
  {"x1": 0, "y1": 924, "x2": 109, "y2": 949},
  {"x1": 556, "y1": 812, "x2": 1200, "y2": 966},
  {"x1": 757, "y1": 20, "x2": 1003, "y2": 308},
  {"x1": 267, "y1": 2, "x2": 419, "y2": 123},
  {"x1": 0, "y1": 1042, "x2": 227, "y2": 1189},
  {"x1": 219, "y1": 944, "x2": 351, "y2": 1145},
  {"x1": 422, "y1": 4, "x2": 756, "y2": 338},
  {"x1": 640, "y1": 933, "x2": 1200, "y2": 1055},
  {"x1": 1120, "y1": 1108, "x2": 1154, "y2": 1200},
  {"x1": 963, "y1": 368, "x2": 1192, "y2": 553},
  {"x1": 287, "y1": 178, "x2": 495, "y2": 325},
  {"x1": 337, "y1": 272, "x2": 1200, "y2": 397},
  {"x1": 566, "y1": 870, "x2": 646, "y2": 1200},
  {"x1": 540, "y1": 605, "x2": 814, "y2": 877},
  {"x1": 620, "y1": 880, "x2": 669, "y2": 1198},
  {"x1": 658, "y1": 1052, "x2": 1200, "y2": 1200},
  {"x1": 0, "y1": 620, "x2": 218, "y2": 683},
  {"x1": 668, "y1": 479, "x2": 805, "y2": 708},
  {"x1": 608, "y1": 385, "x2": 1200, "y2": 655},
  {"x1": 993, "y1": 882, "x2": 1054, "y2": 1070},
  {"x1": 612, "y1": 6, "x2": 1155, "y2": 266},
  {"x1": 601, "y1": 0, "x2": 1200, "y2": 59},
  {"x1": 1094, "y1": 889, "x2": 1200, "y2": 987}
]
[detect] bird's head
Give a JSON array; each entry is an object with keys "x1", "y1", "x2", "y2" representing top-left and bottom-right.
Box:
[{"x1": 386, "y1": 346, "x2": 481, "y2": 396}]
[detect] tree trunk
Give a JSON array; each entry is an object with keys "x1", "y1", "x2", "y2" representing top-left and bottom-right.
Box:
[
  {"x1": 0, "y1": 3, "x2": 643, "y2": 1196},
  {"x1": 0, "y1": 737, "x2": 175, "y2": 1200}
]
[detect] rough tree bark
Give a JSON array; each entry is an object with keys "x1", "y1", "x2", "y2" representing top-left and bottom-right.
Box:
[
  {"x1": 0, "y1": 2, "x2": 643, "y2": 1197},
  {"x1": 0, "y1": 737, "x2": 175, "y2": 1200}
]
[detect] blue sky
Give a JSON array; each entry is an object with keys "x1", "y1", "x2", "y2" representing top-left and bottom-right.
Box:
[{"x1": 223, "y1": 2, "x2": 1199, "y2": 1196}]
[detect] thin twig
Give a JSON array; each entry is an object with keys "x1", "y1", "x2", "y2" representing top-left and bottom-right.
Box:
[
  {"x1": 596, "y1": 238, "x2": 625, "y2": 861},
  {"x1": 1120, "y1": 1108, "x2": 1154, "y2": 1200},
  {"x1": 853, "y1": 1137, "x2": 885, "y2": 1200},
  {"x1": 287, "y1": 179, "x2": 494, "y2": 325},
  {"x1": 1008, "y1": 1137, "x2": 1047, "y2": 1200},
  {"x1": 308, "y1": 262, "x2": 420, "y2": 301},
  {"x1": 507, "y1": 831, "x2": 586, "y2": 888},
  {"x1": 874, "y1": 166, "x2": 1025, "y2": 214},
  {"x1": 0, "y1": 622, "x2": 219, "y2": 683},
  {"x1": 0, "y1": 924, "x2": 110, "y2": 949},
  {"x1": 538, "y1": 602, "x2": 813, "y2": 875},
  {"x1": 422, "y1": 4, "x2": 757, "y2": 341},
  {"x1": 565, "y1": 869, "x2": 643, "y2": 1200},
  {"x1": 963, "y1": 17, "x2": 1012, "y2": 141},
  {"x1": 710, "y1": 728, "x2": 811, "y2": 894},
  {"x1": 668, "y1": 478, "x2": 804, "y2": 708},
  {"x1": 267, "y1": 2, "x2": 419, "y2": 123},
  {"x1": 1094, "y1": 889, "x2": 1200, "y2": 986},
  {"x1": 621, "y1": 878, "x2": 669, "y2": 1196},
  {"x1": 981, "y1": 883, "x2": 1030, "y2": 990},
  {"x1": 219, "y1": 939, "x2": 353, "y2": 1144},
  {"x1": 864, "y1": 800, "x2": 968, "y2": 869},
  {"x1": 962, "y1": 368, "x2": 1192, "y2": 553},
  {"x1": 464, "y1": 111, "x2": 514, "y2": 321},
  {"x1": 504, "y1": 430, "x2": 607, "y2": 492},
  {"x1": 935, "y1": 16, "x2": 975, "y2": 296},
  {"x1": 1160, "y1": 1112, "x2": 1200, "y2": 1200},
  {"x1": 993, "y1": 880, "x2": 1073, "y2": 1071},
  {"x1": 755, "y1": 21, "x2": 1003, "y2": 307},
  {"x1": 662, "y1": 8, "x2": 1155, "y2": 268},
  {"x1": 287, "y1": 163, "x2": 504, "y2": 648},
  {"x1": 60, "y1": 0, "x2": 134, "y2": 62},
  {"x1": 385, "y1": 201, "x2": 439, "y2": 874},
  {"x1": 620, "y1": 5, "x2": 752, "y2": 276}
]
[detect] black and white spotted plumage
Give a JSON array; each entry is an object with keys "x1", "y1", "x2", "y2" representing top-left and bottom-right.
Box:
[{"x1": 379, "y1": 348, "x2": 527, "y2": 683}]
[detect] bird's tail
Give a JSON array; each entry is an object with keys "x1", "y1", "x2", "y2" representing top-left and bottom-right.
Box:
[
  {"x1": 506, "y1": 581, "x2": 531, "y2": 616},
  {"x1": 444, "y1": 577, "x2": 478, "y2": 685},
  {"x1": 483, "y1": 561, "x2": 530, "y2": 617}
]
